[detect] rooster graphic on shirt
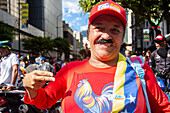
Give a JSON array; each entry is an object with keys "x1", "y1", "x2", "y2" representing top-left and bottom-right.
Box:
[{"x1": 74, "y1": 79, "x2": 113, "y2": 113}]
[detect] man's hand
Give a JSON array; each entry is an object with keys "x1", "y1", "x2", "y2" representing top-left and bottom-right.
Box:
[
  {"x1": 23, "y1": 70, "x2": 55, "y2": 99},
  {"x1": 23, "y1": 70, "x2": 55, "y2": 90}
]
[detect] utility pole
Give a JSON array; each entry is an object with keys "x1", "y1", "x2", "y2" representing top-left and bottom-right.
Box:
[{"x1": 18, "y1": 0, "x2": 21, "y2": 56}]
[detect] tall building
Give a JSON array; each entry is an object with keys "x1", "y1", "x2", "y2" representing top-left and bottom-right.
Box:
[
  {"x1": 73, "y1": 31, "x2": 83, "y2": 55},
  {"x1": 0, "y1": 0, "x2": 44, "y2": 55},
  {"x1": 63, "y1": 21, "x2": 74, "y2": 60},
  {"x1": 0, "y1": 0, "x2": 63, "y2": 58},
  {"x1": 27, "y1": 0, "x2": 63, "y2": 38},
  {"x1": 0, "y1": 0, "x2": 8, "y2": 12}
]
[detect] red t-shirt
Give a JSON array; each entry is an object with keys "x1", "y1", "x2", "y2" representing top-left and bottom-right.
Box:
[{"x1": 24, "y1": 59, "x2": 170, "y2": 113}]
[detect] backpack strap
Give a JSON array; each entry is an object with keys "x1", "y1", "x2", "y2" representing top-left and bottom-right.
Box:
[{"x1": 127, "y1": 56, "x2": 151, "y2": 113}]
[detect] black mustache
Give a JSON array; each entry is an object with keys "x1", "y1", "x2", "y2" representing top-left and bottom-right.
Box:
[{"x1": 96, "y1": 39, "x2": 113, "y2": 43}]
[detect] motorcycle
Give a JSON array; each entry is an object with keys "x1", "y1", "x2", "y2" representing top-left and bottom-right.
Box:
[
  {"x1": 0, "y1": 88, "x2": 48, "y2": 113},
  {"x1": 151, "y1": 66, "x2": 166, "y2": 91},
  {"x1": 0, "y1": 61, "x2": 62, "y2": 113}
]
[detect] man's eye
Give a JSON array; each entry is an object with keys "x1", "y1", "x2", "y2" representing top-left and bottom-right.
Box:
[
  {"x1": 95, "y1": 27, "x2": 103, "y2": 31},
  {"x1": 111, "y1": 29, "x2": 120, "y2": 33}
]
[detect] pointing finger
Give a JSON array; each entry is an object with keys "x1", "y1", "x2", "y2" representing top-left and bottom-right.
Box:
[
  {"x1": 34, "y1": 75, "x2": 55, "y2": 82},
  {"x1": 32, "y1": 70, "x2": 53, "y2": 77}
]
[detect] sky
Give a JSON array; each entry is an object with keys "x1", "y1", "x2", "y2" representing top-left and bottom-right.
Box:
[{"x1": 62, "y1": 0, "x2": 90, "y2": 32}]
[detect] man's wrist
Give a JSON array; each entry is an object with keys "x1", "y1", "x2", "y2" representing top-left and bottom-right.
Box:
[{"x1": 9, "y1": 84, "x2": 14, "y2": 87}]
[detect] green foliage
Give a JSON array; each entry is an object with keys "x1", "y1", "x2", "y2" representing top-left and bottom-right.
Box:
[
  {"x1": 53, "y1": 37, "x2": 71, "y2": 54},
  {"x1": 22, "y1": 37, "x2": 54, "y2": 56},
  {"x1": 79, "y1": 0, "x2": 106, "y2": 12},
  {"x1": 0, "y1": 21, "x2": 15, "y2": 42},
  {"x1": 115, "y1": 0, "x2": 169, "y2": 28},
  {"x1": 22, "y1": 37, "x2": 71, "y2": 57},
  {"x1": 79, "y1": 0, "x2": 169, "y2": 30}
]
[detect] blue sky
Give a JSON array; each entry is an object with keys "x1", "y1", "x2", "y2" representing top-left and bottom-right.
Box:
[{"x1": 62, "y1": 0, "x2": 90, "y2": 32}]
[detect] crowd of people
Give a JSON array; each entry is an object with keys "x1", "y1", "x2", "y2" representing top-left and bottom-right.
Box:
[
  {"x1": 0, "y1": 0, "x2": 170, "y2": 112},
  {"x1": 0, "y1": 40, "x2": 67, "y2": 90},
  {"x1": 22, "y1": 0, "x2": 169, "y2": 113},
  {"x1": 125, "y1": 34, "x2": 170, "y2": 92}
]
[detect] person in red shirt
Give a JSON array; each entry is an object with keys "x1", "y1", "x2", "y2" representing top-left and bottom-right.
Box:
[{"x1": 23, "y1": 0, "x2": 170, "y2": 113}]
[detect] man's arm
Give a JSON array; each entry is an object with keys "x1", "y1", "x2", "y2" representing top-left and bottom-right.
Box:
[
  {"x1": 149, "y1": 52, "x2": 155, "y2": 68},
  {"x1": 11, "y1": 64, "x2": 18, "y2": 87}
]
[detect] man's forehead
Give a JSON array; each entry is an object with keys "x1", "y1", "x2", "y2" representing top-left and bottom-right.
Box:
[{"x1": 91, "y1": 14, "x2": 124, "y2": 27}]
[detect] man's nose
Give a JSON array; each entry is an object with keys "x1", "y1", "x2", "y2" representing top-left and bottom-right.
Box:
[{"x1": 101, "y1": 32, "x2": 111, "y2": 39}]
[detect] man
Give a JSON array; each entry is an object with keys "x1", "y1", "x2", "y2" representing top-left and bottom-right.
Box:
[
  {"x1": 149, "y1": 35, "x2": 170, "y2": 89},
  {"x1": 0, "y1": 40, "x2": 19, "y2": 90},
  {"x1": 23, "y1": 0, "x2": 170, "y2": 112},
  {"x1": 125, "y1": 50, "x2": 131, "y2": 58},
  {"x1": 19, "y1": 55, "x2": 28, "y2": 74},
  {"x1": 39, "y1": 57, "x2": 45, "y2": 65}
]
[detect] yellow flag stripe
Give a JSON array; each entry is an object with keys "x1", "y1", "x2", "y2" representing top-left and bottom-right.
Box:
[{"x1": 112, "y1": 53, "x2": 127, "y2": 113}]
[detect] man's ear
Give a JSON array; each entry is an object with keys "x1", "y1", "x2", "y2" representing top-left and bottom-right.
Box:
[{"x1": 164, "y1": 41, "x2": 167, "y2": 46}]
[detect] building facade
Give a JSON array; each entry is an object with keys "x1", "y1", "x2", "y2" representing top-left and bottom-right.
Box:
[
  {"x1": 73, "y1": 31, "x2": 83, "y2": 56},
  {"x1": 27, "y1": 0, "x2": 63, "y2": 38},
  {"x1": 0, "y1": 0, "x2": 63, "y2": 58},
  {"x1": 0, "y1": 0, "x2": 44, "y2": 56},
  {"x1": 63, "y1": 21, "x2": 74, "y2": 60}
]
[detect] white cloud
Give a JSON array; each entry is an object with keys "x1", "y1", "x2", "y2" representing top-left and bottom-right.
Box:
[
  {"x1": 62, "y1": 0, "x2": 82, "y2": 14},
  {"x1": 66, "y1": 13, "x2": 72, "y2": 17},
  {"x1": 76, "y1": 23, "x2": 80, "y2": 26},
  {"x1": 72, "y1": 20, "x2": 76, "y2": 23},
  {"x1": 69, "y1": 23, "x2": 73, "y2": 27},
  {"x1": 80, "y1": 25, "x2": 88, "y2": 31},
  {"x1": 75, "y1": 17, "x2": 81, "y2": 21}
]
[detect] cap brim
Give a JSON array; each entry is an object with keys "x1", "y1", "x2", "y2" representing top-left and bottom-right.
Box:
[
  {"x1": 154, "y1": 40, "x2": 164, "y2": 42},
  {"x1": 89, "y1": 9, "x2": 127, "y2": 27},
  {"x1": 0, "y1": 45, "x2": 11, "y2": 49}
]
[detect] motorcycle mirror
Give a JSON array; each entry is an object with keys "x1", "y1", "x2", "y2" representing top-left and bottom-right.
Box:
[{"x1": 157, "y1": 47, "x2": 167, "y2": 58}]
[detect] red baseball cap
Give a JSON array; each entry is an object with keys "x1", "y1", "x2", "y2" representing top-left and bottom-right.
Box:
[
  {"x1": 154, "y1": 35, "x2": 166, "y2": 42},
  {"x1": 89, "y1": 0, "x2": 127, "y2": 28}
]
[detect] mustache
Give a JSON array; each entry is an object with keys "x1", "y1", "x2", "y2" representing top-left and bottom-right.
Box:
[{"x1": 96, "y1": 39, "x2": 113, "y2": 43}]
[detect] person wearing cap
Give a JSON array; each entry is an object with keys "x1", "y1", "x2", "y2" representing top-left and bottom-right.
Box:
[
  {"x1": 23, "y1": 1, "x2": 170, "y2": 112},
  {"x1": 39, "y1": 57, "x2": 46, "y2": 65},
  {"x1": 0, "y1": 40, "x2": 19, "y2": 90},
  {"x1": 149, "y1": 35, "x2": 170, "y2": 90},
  {"x1": 125, "y1": 50, "x2": 131, "y2": 58}
]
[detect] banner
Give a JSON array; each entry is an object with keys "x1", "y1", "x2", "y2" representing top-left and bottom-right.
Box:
[
  {"x1": 21, "y1": 3, "x2": 29, "y2": 28},
  {"x1": 143, "y1": 29, "x2": 150, "y2": 42}
]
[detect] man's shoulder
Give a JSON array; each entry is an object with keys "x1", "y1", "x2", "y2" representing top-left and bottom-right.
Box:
[
  {"x1": 67, "y1": 59, "x2": 88, "y2": 66},
  {"x1": 9, "y1": 53, "x2": 17, "y2": 57},
  {"x1": 151, "y1": 50, "x2": 157, "y2": 56}
]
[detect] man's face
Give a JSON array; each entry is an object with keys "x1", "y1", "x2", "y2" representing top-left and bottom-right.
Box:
[
  {"x1": 88, "y1": 15, "x2": 124, "y2": 61},
  {"x1": 0, "y1": 47, "x2": 9, "y2": 57},
  {"x1": 125, "y1": 51, "x2": 131, "y2": 57},
  {"x1": 155, "y1": 41, "x2": 165, "y2": 49},
  {"x1": 0, "y1": 47, "x2": 5, "y2": 56}
]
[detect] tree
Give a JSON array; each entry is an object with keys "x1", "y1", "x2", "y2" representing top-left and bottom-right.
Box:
[
  {"x1": 22, "y1": 37, "x2": 54, "y2": 56},
  {"x1": 53, "y1": 37, "x2": 71, "y2": 60},
  {"x1": 79, "y1": 0, "x2": 169, "y2": 36},
  {"x1": 0, "y1": 21, "x2": 15, "y2": 42},
  {"x1": 22, "y1": 36, "x2": 71, "y2": 59}
]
